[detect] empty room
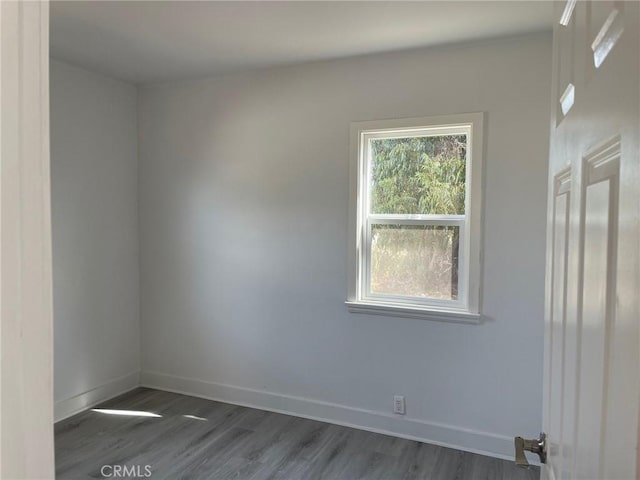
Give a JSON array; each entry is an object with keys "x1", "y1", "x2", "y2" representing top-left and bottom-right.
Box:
[{"x1": 2, "y1": 1, "x2": 639, "y2": 479}]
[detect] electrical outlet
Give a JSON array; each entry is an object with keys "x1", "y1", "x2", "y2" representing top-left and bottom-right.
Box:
[{"x1": 393, "y1": 395, "x2": 406, "y2": 415}]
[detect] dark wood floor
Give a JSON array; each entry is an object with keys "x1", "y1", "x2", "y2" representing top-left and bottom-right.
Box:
[{"x1": 55, "y1": 388, "x2": 538, "y2": 480}]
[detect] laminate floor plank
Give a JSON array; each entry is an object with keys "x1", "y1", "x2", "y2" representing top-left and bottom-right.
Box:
[
  {"x1": 502, "y1": 460, "x2": 540, "y2": 480},
  {"x1": 55, "y1": 388, "x2": 539, "y2": 480},
  {"x1": 394, "y1": 441, "x2": 443, "y2": 480},
  {"x1": 465, "y1": 453, "x2": 504, "y2": 480}
]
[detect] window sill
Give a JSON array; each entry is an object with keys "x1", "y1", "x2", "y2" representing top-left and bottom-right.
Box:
[{"x1": 345, "y1": 301, "x2": 481, "y2": 324}]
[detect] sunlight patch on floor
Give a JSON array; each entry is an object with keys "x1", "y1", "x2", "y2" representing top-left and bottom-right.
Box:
[
  {"x1": 92, "y1": 409, "x2": 162, "y2": 418},
  {"x1": 183, "y1": 414, "x2": 207, "y2": 421}
]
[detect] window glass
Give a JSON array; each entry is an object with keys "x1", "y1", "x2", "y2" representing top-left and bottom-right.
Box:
[
  {"x1": 370, "y1": 224, "x2": 459, "y2": 300},
  {"x1": 369, "y1": 135, "x2": 467, "y2": 215}
]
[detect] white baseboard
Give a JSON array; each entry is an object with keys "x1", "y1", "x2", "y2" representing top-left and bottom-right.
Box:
[
  {"x1": 55, "y1": 370, "x2": 140, "y2": 422},
  {"x1": 140, "y1": 370, "x2": 515, "y2": 461}
]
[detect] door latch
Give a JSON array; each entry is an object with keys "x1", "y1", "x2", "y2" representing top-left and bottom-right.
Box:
[{"x1": 514, "y1": 432, "x2": 546, "y2": 467}]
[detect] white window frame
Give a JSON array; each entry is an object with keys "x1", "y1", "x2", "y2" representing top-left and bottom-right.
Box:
[{"x1": 346, "y1": 113, "x2": 484, "y2": 323}]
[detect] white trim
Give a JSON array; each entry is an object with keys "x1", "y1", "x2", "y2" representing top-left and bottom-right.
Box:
[
  {"x1": 54, "y1": 371, "x2": 141, "y2": 422},
  {"x1": 140, "y1": 370, "x2": 516, "y2": 461},
  {"x1": 345, "y1": 301, "x2": 481, "y2": 323},
  {"x1": 347, "y1": 113, "x2": 484, "y2": 320},
  {"x1": 1, "y1": 1, "x2": 54, "y2": 477},
  {"x1": 368, "y1": 214, "x2": 465, "y2": 223}
]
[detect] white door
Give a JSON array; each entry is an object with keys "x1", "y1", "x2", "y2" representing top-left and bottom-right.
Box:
[{"x1": 543, "y1": 1, "x2": 639, "y2": 479}]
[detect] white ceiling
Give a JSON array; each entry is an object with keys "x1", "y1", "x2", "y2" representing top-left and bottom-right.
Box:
[{"x1": 50, "y1": 1, "x2": 554, "y2": 85}]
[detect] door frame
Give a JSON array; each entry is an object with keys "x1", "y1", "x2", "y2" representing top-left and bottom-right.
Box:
[{"x1": 0, "y1": 1, "x2": 55, "y2": 477}]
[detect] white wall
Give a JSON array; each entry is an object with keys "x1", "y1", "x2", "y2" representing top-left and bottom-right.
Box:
[
  {"x1": 135, "y1": 33, "x2": 552, "y2": 459},
  {"x1": 51, "y1": 60, "x2": 140, "y2": 421}
]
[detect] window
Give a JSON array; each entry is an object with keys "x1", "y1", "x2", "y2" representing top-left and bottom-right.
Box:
[{"x1": 347, "y1": 113, "x2": 483, "y2": 322}]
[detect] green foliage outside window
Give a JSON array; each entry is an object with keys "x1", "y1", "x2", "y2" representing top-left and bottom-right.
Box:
[
  {"x1": 370, "y1": 135, "x2": 466, "y2": 215},
  {"x1": 369, "y1": 135, "x2": 466, "y2": 300}
]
